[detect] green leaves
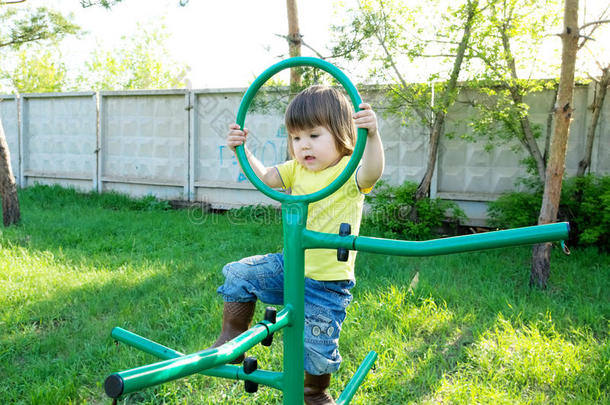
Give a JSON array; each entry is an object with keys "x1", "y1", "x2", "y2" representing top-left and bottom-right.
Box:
[
  {"x1": 74, "y1": 23, "x2": 188, "y2": 91},
  {"x1": 487, "y1": 174, "x2": 610, "y2": 251},
  {"x1": 0, "y1": 6, "x2": 80, "y2": 49},
  {"x1": 363, "y1": 180, "x2": 466, "y2": 241},
  {"x1": 3, "y1": 47, "x2": 68, "y2": 93},
  {"x1": 1, "y1": 7, "x2": 186, "y2": 93}
]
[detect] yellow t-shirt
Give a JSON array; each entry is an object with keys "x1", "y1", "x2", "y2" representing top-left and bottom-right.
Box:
[{"x1": 276, "y1": 156, "x2": 372, "y2": 281}]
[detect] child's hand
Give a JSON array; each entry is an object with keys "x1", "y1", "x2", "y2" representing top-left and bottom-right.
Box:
[
  {"x1": 227, "y1": 123, "x2": 249, "y2": 152},
  {"x1": 353, "y1": 103, "x2": 379, "y2": 137}
]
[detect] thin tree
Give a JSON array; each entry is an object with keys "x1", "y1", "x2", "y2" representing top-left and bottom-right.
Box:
[
  {"x1": 331, "y1": 0, "x2": 482, "y2": 201},
  {"x1": 577, "y1": 63, "x2": 609, "y2": 176},
  {"x1": 286, "y1": 0, "x2": 302, "y2": 90},
  {"x1": 530, "y1": 0, "x2": 610, "y2": 288},
  {"x1": 575, "y1": 1, "x2": 610, "y2": 177},
  {"x1": 467, "y1": 0, "x2": 562, "y2": 184},
  {"x1": 0, "y1": 3, "x2": 79, "y2": 225},
  {"x1": 416, "y1": 0, "x2": 479, "y2": 200},
  {"x1": 0, "y1": 119, "x2": 19, "y2": 226},
  {"x1": 530, "y1": 0, "x2": 580, "y2": 289}
]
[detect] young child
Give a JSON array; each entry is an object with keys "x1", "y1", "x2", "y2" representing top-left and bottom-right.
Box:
[{"x1": 211, "y1": 85, "x2": 384, "y2": 405}]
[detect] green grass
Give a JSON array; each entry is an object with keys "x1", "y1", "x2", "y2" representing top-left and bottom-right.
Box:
[{"x1": 0, "y1": 185, "x2": 608, "y2": 404}]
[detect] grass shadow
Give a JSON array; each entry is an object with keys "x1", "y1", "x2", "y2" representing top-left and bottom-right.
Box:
[{"x1": 0, "y1": 186, "x2": 608, "y2": 403}]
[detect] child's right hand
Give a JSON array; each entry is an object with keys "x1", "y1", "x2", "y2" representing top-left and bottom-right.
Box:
[{"x1": 227, "y1": 123, "x2": 249, "y2": 153}]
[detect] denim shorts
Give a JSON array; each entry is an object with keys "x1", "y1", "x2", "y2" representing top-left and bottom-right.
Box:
[{"x1": 217, "y1": 253, "x2": 355, "y2": 375}]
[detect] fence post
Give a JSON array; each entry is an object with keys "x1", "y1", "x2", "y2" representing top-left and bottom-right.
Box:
[
  {"x1": 93, "y1": 92, "x2": 100, "y2": 192},
  {"x1": 186, "y1": 91, "x2": 195, "y2": 201}
]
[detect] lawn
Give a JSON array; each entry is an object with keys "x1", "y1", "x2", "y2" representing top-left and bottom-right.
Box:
[{"x1": 0, "y1": 185, "x2": 608, "y2": 404}]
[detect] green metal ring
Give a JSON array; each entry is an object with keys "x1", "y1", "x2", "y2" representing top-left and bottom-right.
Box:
[{"x1": 235, "y1": 57, "x2": 367, "y2": 204}]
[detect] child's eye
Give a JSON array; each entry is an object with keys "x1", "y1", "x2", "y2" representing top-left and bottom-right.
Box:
[
  {"x1": 310, "y1": 134, "x2": 318, "y2": 138},
  {"x1": 293, "y1": 136, "x2": 300, "y2": 141}
]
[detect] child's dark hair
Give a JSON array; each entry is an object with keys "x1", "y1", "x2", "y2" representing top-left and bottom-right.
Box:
[{"x1": 285, "y1": 85, "x2": 356, "y2": 159}]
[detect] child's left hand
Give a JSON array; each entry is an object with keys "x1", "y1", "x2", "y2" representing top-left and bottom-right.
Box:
[{"x1": 353, "y1": 103, "x2": 379, "y2": 137}]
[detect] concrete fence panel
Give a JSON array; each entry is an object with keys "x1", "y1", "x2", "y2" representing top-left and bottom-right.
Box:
[
  {"x1": 0, "y1": 95, "x2": 20, "y2": 186},
  {"x1": 0, "y1": 84, "x2": 607, "y2": 225},
  {"x1": 99, "y1": 90, "x2": 189, "y2": 200},
  {"x1": 192, "y1": 89, "x2": 285, "y2": 208},
  {"x1": 20, "y1": 92, "x2": 97, "y2": 191}
]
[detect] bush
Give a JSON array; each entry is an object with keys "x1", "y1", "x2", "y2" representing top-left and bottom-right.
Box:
[
  {"x1": 363, "y1": 180, "x2": 466, "y2": 240},
  {"x1": 487, "y1": 174, "x2": 610, "y2": 251},
  {"x1": 561, "y1": 175, "x2": 610, "y2": 250},
  {"x1": 487, "y1": 191, "x2": 541, "y2": 229}
]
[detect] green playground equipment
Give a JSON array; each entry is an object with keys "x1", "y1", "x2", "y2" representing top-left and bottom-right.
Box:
[{"x1": 104, "y1": 57, "x2": 570, "y2": 404}]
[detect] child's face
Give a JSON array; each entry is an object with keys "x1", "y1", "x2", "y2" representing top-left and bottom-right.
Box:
[{"x1": 290, "y1": 126, "x2": 342, "y2": 172}]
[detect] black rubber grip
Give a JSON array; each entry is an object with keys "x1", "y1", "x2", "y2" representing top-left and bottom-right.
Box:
[
  {"x1": 261, "y1": 307, "x2": 277, "y2": 346},
  {"x1": 104, "y1": 374, "x2": 124, "y2": 399},
  {"x1": 337, "y1": 223, "x2": 351, "y2": 262}
]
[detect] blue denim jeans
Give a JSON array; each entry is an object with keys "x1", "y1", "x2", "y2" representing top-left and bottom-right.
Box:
[{"x1": 217, "y1": 253, "x2": 354, "y2": 375}]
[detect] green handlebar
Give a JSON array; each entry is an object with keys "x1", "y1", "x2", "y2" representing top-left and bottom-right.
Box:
[
  {"x1": 302, "y1": 222, "x2": 570, "y2": 256},
  {"x1": 235, "y1": 57, "x2": 368, "y2": 203}
]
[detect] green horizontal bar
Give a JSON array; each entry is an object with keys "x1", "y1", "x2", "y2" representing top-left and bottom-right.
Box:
[
  {"x1": 303, "y1": 222, "x2": 569, "y2": 257},
  {"x1": 302, "y1": 229, "x2": 355, "y2": 250},
  {"x1": 111, "y1": 327, "x2": 283, "y2": 390},
  {"x1": 108, "y1": 307, "x2": 290, "y2": 397},
  {"x1": 336, "y1": 351, "x2": 378, "y2": 405}
]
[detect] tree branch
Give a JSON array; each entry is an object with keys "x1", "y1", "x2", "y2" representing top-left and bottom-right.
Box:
[
  {"x1": 420, "y1": 54, "x2": 458, "y2": 58},
  {"x1": 275, "y1": 34, "x2": 325, "y2": 59},
  {"x1": 579, "y1": 19, "x2": 610, "y2": 30},
  {"x1": 578, "y1": 4, "x2": 610, "y2": 49}
]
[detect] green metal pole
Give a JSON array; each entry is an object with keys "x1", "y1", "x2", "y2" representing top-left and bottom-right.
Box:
[
  {"x1": 336, "y1": 351, "x2": 378, "y2": 405},
  {"x1": 110, "y1": 327, "x2": 284, "y2": 390},
  {"x1": 281, "y1": 202, "x2": 308, "y2": 405},
  {"x1": 302, "y1": 222, "x2": 569, "y2": 256},
  {"x1": 105, "y1": 308, "x2": 290, "y2": 398}
]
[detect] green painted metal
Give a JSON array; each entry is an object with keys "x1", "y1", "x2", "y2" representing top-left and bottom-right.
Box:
[
  {"x1": 104, "y1": 57, "x2": 570, "y2": 404},
  {"x1": 111, "y1": 327, "x2": 283, "y2": 390},
  {"x1": 234, "y1": 57, "x2": 368, "y2": 204},
  {"x1": 303, "y1": 222, "x2": 570, "y2": 256},
  {"x1": 108, "y1": 307, "x2": 290, "y2": 397},
  {"x1": 281, "y1": 203, "x2": 308, "y2": 404},
  {"x1": 336, "y1": 351, "x2": 378, "y2": 405}
]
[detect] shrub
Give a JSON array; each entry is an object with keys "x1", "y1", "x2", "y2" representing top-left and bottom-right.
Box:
[
  {"x1": 363, "y1": 180, "x2": 466, "y2": 240},
  {"x1": 487, "y1": 174, "x2": 610, "y2": 251},
  {"x1": 487, "y1": 191, "x2": 541, "y2": 229},
  {"x1": 561, "y1": 175, "x2": 610, "y2": 250}
]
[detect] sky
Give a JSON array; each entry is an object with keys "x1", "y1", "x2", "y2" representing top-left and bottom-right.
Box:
[
  {"x1": 6, "y1": 0, "x2": 610, "y2": 91},
  {"x1": 43, "y1": 0, "x2": 356, "y2": 89}
]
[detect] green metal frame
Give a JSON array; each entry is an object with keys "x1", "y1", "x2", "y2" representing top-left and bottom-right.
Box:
[{"x1": 103, "y1": 57, "x2": 570, "y2": 404}]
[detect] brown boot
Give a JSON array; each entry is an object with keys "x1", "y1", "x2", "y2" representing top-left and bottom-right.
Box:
[
  {"x1": 304, "y1": 372, "x2": 336, "y2": 405},
  {"x1": 210, "y1": 301, "x2": 256, "y2": 364}
]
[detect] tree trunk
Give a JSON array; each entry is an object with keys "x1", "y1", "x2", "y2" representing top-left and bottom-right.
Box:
[
  {"x1": 544, "y1": 86, "x2": 559, "y2": 163},
  {"x1": 286, "y1": 0, "x2": 302, "y2": 89},
  {"x1": 416, "y1": 114, "x2": 443, "y2": 200},
  {"x1": 531, "y1": 0, "x2": 579, "y2": 289},
  {"x1": 415, "y1": 0, "x2": 478, "y2": 200},
  {"x1": 576, "y1": 65, "x2": 609, "y2": 176},
  {"x1": 500, "y1": 23, "x2": 547, "y2": 182},
  {"x1": 519, "y1": 112, "x2": 547, "y2": 181},
  {"x1": 0, "y1": 117, "x2": 20, "y2": 226},
  {"x1": 285, "y1": 0, "x2": 302, "y2": 160}
]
